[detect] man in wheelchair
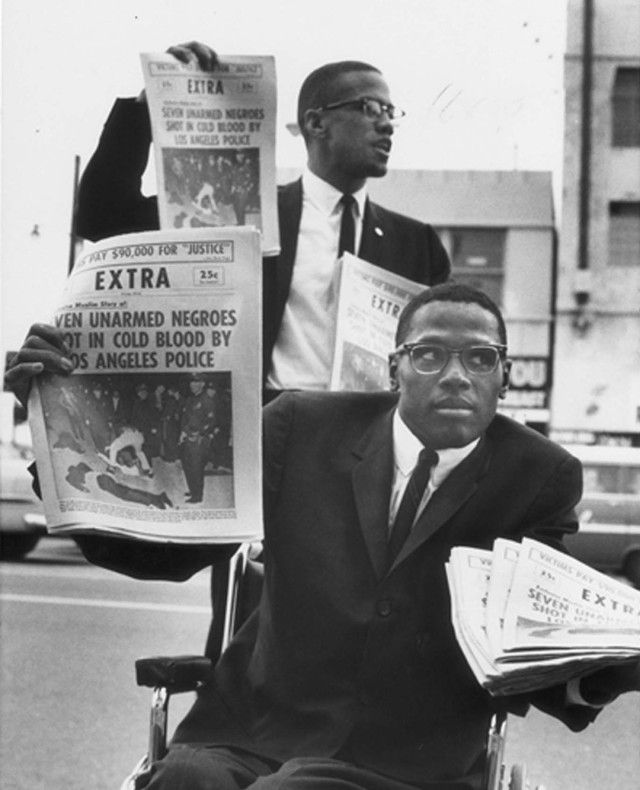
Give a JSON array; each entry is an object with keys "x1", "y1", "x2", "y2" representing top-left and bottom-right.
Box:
[{"x1": 7, "y1": 284, "x2": 640, "y2": 790}]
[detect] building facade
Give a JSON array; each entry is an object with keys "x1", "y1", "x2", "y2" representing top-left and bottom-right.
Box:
[{"x1": 553, "y1": 0, "x2": 640, "y2": 446}]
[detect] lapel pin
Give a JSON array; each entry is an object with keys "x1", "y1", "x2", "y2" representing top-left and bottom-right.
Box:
[{"x1": 374, "y1": 226, "x2": 384, "y2": 237}]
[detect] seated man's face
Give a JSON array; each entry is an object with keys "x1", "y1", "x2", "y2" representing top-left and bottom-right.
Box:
[{"x1": 394, "y1": 300, "x2": 509, "y2": 449}]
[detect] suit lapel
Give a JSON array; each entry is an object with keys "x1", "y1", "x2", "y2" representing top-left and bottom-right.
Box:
[
  {"x1": 358, "y1": 199, "x2": 387, "y2": 265},
  {"x1": 274, "y1": 179, "x2": 303, "y2": 322},
  {"x1": 350, "y1": 408, "x2": 395, "y2": 580},
  {"x1": 388, "y1": 437, "x2": 492, "y2": 573}
]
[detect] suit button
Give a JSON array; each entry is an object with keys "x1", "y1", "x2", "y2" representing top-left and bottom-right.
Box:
[{"x1": 376, "y1": 599, "x2": 392, "y2": 617}]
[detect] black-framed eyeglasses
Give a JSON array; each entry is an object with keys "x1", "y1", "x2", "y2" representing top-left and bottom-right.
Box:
[
  {"x1": 315, "y1": 97, "x2": 406, "y2": 121},
  {"x1": 393, "y1": 343, "x2": 507, "y2": 376}
]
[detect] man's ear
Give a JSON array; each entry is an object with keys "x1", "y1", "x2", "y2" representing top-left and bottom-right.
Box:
[
  {"x1": 388, "y1": 356, "x2": 399, "y2": 392},
  {"x1": 499, "y1": 359, "x2": 511, "y2": 400},
  {"x1": 302, "y1": 108, "x2": 326, "y2": 140}
]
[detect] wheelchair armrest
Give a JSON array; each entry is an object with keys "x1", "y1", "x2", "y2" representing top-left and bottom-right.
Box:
[{"x1": 135, "y1": 655, "x2": 213, "y2": 694}]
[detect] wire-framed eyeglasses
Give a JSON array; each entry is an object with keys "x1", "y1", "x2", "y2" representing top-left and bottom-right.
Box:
[
  {"x1": 315, "y1": 97, "x2": 406, "y2": 121},
  {"x1": 393, "y1": 343, "x2": 507, "y2": 376}
]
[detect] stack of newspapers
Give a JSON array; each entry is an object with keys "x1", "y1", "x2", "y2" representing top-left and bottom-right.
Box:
[{"x1": 446, "y1": 537, "x2": 640, "y2": 696}]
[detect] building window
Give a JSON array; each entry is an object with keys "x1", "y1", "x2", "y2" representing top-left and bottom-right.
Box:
[
  {"x1": 608, "y1": 202, "x2": 640, "y2": 266},
  {"x1": 612, "y1": 68, "x2": 640, "y2": 147},
  {"x1": 447, "y1": 228, "x2": 506, "y2": 306}
]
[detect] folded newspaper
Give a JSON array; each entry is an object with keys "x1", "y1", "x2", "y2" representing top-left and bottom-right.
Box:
[
  {"x1": 28, "y1": 227, "x2": 263, "y2": 543},
  {"x1": 141, "y1": 52, "x2": 279, "y2": 256},
  {"x1": 329, "y1": 253, "x2": 425, "y2": 392},
  {"x1": 446, "y1": 537, "x2": 640, "y2": 695}
]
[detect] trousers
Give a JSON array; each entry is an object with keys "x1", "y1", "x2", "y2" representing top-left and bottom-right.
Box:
[{"x1": 142, "y1": 744, "x2": 480, "y2": 790}]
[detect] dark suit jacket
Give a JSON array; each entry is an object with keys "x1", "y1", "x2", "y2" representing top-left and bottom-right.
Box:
[
  {"x1": 133, "y1": 391, "x2": 591, "y2": 785},
  {"x1": 76, "y1": 99, "x2": 451, "y2": 379}
]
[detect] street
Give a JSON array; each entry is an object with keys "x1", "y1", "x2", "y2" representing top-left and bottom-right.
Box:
[{"x1": 1, "y1": 538, "x2": 638, "y2": 790}]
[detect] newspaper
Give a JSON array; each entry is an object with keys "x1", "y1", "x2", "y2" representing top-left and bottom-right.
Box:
[
  {"x1": 330, "y1": 253, "x2": 425, "y2": 391},
  {"x1": 447, "y1": 538, "x2": 640, "y2": 695},
  {"x1": 141, "y1": 52, "x2": 279, "y2": 256},
  {"x1": 28, "y1": 228, "x2": 263, "y2": 543},
  {"x1": 502, "y1": 538, "x2": 640, "y2": 653}
]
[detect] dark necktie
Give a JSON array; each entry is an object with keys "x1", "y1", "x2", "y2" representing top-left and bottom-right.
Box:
[
  {"x1": 388, "y1": 447, "x2": 438, "y2": 563},
  {"x1": 338, "y1": 194, "x2": 356, "y2": 257}
]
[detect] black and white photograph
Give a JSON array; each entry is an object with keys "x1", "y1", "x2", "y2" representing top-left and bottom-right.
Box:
[
  {"x1": 2, "y1": 1, "x2": 639, "y2": 789},
  {"x1": 38, "y1": 371, "x2": 234, "y2": 511},
  {"x1": 162, "y1": 147, "x2": 261, "y2": 230}
]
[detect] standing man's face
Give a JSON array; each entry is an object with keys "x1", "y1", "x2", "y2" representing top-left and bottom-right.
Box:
[
  {"x1": 315, "y1": 70, "x2": 394, "y2": 184},
  {"x1": 392, "y1": 301, "x2": 510, "y2": 449}
]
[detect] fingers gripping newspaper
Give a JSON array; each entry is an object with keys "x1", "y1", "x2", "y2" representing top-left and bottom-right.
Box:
[
  {"x1": 140, "y1": 52, "x2": 279, "y2": 256},
  {"x1": 29, "y1": 228, "x2": 263, "y2": 543},
  {"x1": 447, "y1": 538, "x2": 640, "y2": 695}
]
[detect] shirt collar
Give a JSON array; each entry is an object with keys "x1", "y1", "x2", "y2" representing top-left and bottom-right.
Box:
[
  {"x1": 302, "y1": 166, "x2": 367, "y2": 219},
  {"x1": 392, "y1": 409, "x2": 480, "y2": 483}
]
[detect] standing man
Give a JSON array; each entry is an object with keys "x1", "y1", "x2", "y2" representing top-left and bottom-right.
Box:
[
  {"x1": 84, "y1": 381, "x2": 111, "y2": 453},
  {"x1": 130, "y1": 383, "x2": 161, "y2": 461},
  {"x1": 75, "y1": 42, "x2": 450, "y2": 398},
  {"x1": 8, "y1": 284, "x2": 640, "y2": 789},
  {"x1": 228, "y1": 149, "x2": 255, "y2": 226},
  {"x1": 179, "y1": 373, "x2": 216, "y2": 504}
]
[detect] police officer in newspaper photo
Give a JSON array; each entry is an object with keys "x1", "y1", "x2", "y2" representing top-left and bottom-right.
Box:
[{"x1": 179, "y1": 372, "x2": 217, "y2": 504}]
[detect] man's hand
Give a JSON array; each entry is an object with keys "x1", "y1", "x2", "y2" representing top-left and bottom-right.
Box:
[
  {"x1": 136, "y1": 42, "x2": 219, "y2": 105},
  {"x1": 4, "y1": 323, "x2": 74, "y2": 409},
  {"x1": 166, "y1": 41, "x2": 219, "y2": 71},
  {"x1": 579, "y1": 658, "x2": 640, "y2": 706}
]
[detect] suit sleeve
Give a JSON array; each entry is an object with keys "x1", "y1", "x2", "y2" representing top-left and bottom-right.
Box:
[
  {"x1": 76, "y1": 98, "x2": 160, "y2": 242},
  {"x1": 496, "y1": 452, "x2": 601, "y2": 730},
  {"x1": 520, "y1": 453, "x2": 583, "y2": 551},
  {"x1": 261, "y1": 393, "x2": 295, "y2": 525}
]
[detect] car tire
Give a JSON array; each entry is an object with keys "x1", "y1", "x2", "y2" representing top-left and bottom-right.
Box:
[
  {"x1": 0, "y1": 533, "x2": 40, "y2": 560},
  {"x1": 623, "y1": 551, "x2": 640, "y2": 589}
]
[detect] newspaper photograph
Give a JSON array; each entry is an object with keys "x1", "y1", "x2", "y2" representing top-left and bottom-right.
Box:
[
  {"x1": 140, "y1": 52, "x2": 279, "y2": 256},
  {"x1": 329, "y1": 253, "x2": 425, "y2": 391},
  {"x1": 28, "y1": 227, "x2": 263, "y2": 543}
]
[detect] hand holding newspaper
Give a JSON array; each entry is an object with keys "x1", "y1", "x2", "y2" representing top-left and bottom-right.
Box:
[
  {"x1": 29, "y1": 227, "x2": 263, "y2": 543},
  {"x1": 446, "y1": 538, "x2": 640, "y2": 695}
]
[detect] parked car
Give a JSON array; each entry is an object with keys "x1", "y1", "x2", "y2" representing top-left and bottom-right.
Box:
[
  {"x1": 0, "y1": 440, "x2": 46, "y2": 559},
  {"x1": 563, "y1": 444, "x2": 640, "y2": 588}
]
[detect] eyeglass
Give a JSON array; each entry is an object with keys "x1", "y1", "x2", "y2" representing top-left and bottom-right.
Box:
[
  {"x1": 394, "y1": 343, "x2": 507, "y2": 375},
  {"x1": 316, "y1": 97, "x2": 406, "y2": 121}
]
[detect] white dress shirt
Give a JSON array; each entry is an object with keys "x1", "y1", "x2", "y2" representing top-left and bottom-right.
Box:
[
  {"x1": 388, "y1": 410, "x2": 480, "y2": 529},
  {"x1": 266, "y1": 168, "x2": 367, "y2": 391}
]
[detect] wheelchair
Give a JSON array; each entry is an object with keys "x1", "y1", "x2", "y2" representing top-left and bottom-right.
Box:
[{"x1": 121, "y1": 544, "x2": 545, "y2": 790}]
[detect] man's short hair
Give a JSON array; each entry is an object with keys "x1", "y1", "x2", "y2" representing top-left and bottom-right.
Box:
[
  {"x1": 297, "y1": 61, "x2": 381, "y2": 138},
  {"x1": 395, "y1": 283, "x2": 508, "y2": 347}
]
